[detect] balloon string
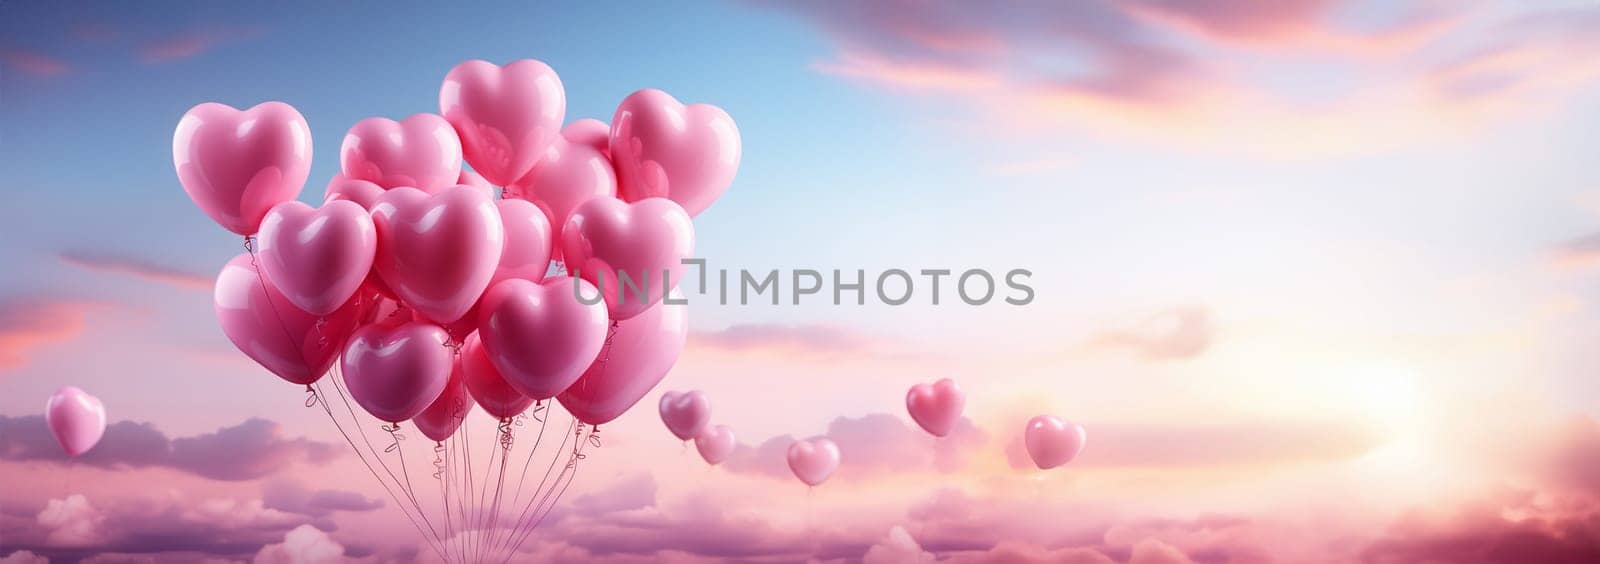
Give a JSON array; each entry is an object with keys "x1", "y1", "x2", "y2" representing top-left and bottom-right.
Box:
[
  {"x1": 530, "y1": 400, "x2": 546, "y2": 423},
  {"x1": 381, "y1": 422, "x2": 406, "y2": 453},
  {"x1": 505, "y1": 422, "x2": 595, "y2": 559},
  {"x1": 303, "y1": 384, "x2": 318, "y2": 408},
  {"x1": 498, "y1": 417, "x2": 515, "y2": 451},
  {"x1": 588, "y1": 425, "x2": 603, "y2": 449},
  {"x1": 244, "y1": 235, "x2": 309, "y2": 370},
  {"x1": 493, "y1": 416, "x2": 573, "y2": 558},
  {"x1": 432, "y1": 441, "x2": 447, "y2": 480}
]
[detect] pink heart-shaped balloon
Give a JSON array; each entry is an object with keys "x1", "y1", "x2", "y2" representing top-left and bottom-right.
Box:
[
  {"x1": 323, "y1": 174, "x2": 387, "y2": 211},
  {"x1": 609, "y1": 89, "x2": 740, "y2": 217},
  {"x1": 214, "y1": 253, "x2": 363, "y2": 385},
  {"x1": 341, "y1": 321, "x2": 453, "y2": 423},
  {"x1": 257, "y1": 200, "x2": 376, "y2": 316},
  {"x1": 340, "y1": 114, "x2": 463, "y2": 192},
  {"x1": 1025, "y1": 415, "x2": 1087, "y2": 470},
  {"x1": 372, "y1": 186, "x2": 505, "y2": 324},
  {"x1": 476, "y1": 277, "x2": 609, "y2": 400},
  {"x1": 694, "y1": 424, "x2": 735, "y2": 466},
  {"x1": 173, "y1": 101, "x2": 312, "y2": 235},
  {"x1": 461, "y1": 332, "x2": 535, "y2": 419},
  {"x1": 562, "y1": 118, "x2": 610, "y2": 156},
  {"x1": 440, "y1": 59, "x2": 566, "y2": 186},
  {"x1": 419, "y1": 199, "x2": 554, "y2": 343},
  {"x1": 458, "y1": 168, "x2": 494, "y2": 192},
  {"x1": 507, "y1": 136, "x2": 617, "y2": 263},
  {"x1": 46, "y1": 386, "x2": 106, "y2": 457},
  {"x1": 412, "y1": 357, "x2": 472, "y2": 443},
  {"x1": 906, "y1": 378, "x2": 966, "y2": 438},
  {"x1": 561, "y1": 197, "x2": 694, "y2": 321},
  {"x1": 658, "y1": 390, "x2": 710, "y2": 441},
  {"x1": 787, "y1": 437, "x2": 840, "y2": 486},
  {"x1": 558, "y1": 294, "x2": 687, "y2": 426}
]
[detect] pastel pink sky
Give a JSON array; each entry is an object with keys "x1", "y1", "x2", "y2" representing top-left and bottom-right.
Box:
[{"x1": 3, "y1": 0, "x2": 1600, "y2": 562}]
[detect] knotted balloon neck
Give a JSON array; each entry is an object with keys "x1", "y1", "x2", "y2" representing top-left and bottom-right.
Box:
[
  {"x1": 530, "y1": 400, "x2": 547, "y2": 423},
  {"x1": 498, "y1": 417, "x2": 515, "y2": 451},
  {"x1": 431, "y1": 441, "x2": 447, "y2": 480},
  {"x1": 303, "y1": 384, "x2": 318, "y2": 408}
]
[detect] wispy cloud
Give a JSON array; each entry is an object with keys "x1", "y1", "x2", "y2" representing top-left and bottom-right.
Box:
[
  {"x1": 58, "y1": 250, "x2": 212, "y2": 291},
  {"x1": 690, "y1": 323, "x2": 886, "y2": 359},
  {"x1": 0, "y1": 49, "x2": 71, "y2": 77},
  {"x1": 139, "y1": 27, "x2": 265, "y2": 64},
  {"x1": 1084, "y1": 306, "x2": 1215, "y2": 362},
  {"x1": 0, "y1": 297, "x2": 99, "y2": 370},
  {"x1": 0, "y1": 416, "x2": 341, "y2": 481}
]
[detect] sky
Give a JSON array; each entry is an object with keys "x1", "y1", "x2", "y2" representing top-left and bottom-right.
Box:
[{"x1": 2, "y1": 0, "x2": 1599, "y2": 562}]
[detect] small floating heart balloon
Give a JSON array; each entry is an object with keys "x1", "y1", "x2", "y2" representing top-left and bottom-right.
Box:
[
  {"x1": 787, "y1": 437, "x2": 839, "y2": 486},
  {"x1": 1024, "y1": 415, "x2": 1086, "y2": 470},
  {"x1": 658, "y1": 390, "x2": 710, "y2": 441},
  {"x1": 341, "y1": 321, "x2": 453, "y2": 423},
  {"x1": 462, "y1": 332, "x2": 535, "y2": 419},
  {"x1": 476, "y1": 277, "x2": 609, "y2": 400},
  {"x1": 557, "y1": 295, "x2": 687, "y2": 426},
  {"x1": 340, "y1": 114, "x2": 463, "y2": 192},
  {"x1": 412, "y1": 357, "x2": 472, "y2": 443},
  {"x1": 906, "y1": 378, "x2": 965, "y2": 438},
  {"x1": 561, "y1": 197, "x2": 694, "y2": 321},
  {"x1": 439, "y1": 59, "x2": 567, "y2": 186},
  {"x1": 257, "y1": 200, "x2": 376, "y2": 316},
  {"x1": 173, "y1": 101, "x2": 312, "y2": 235},
  {"x1": 213, "y1": 254, "x2": 363, "y2": 385},
  {"x1": 46, "y1": 387, "x2": 106, "y2": 457},
  {"x1": 609, "y1": 89, "x2": 740, "y2": 217},
  {"x1": 694, "y1": 424, "x2": 735, "y2": 466}
]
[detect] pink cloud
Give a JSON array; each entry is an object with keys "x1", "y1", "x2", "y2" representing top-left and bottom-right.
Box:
[
  {"x1": 0, "y1": 49, "x2": 70, "y2": 77},
  {"x1": 139, "y1": 27, "x2": 265, "y2": 64},
  {"x1": 0, "y1": 415, "x2": 341, "y2": 481},
  {"x1": 59, "y1": 251, "x2": 212, "y2": 291},
  {"x1": 1085, "y1": 305, "x2": 1214, "y2": 362},
  {"x1": 0, "y1": 297, "x2": 98, "y2": 370},
  {"x1": 690, "y1": 323, "x2": 885, "y2": 358},
  {"x1": 1003, "y1": 418, "x2": 1381, "y2": 470},
  {"x1": 722, "y1": 412, "x2": 987, "y2": 480}
]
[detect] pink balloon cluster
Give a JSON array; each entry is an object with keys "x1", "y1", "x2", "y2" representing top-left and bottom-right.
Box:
[{"x1": 175, "y1": 59, "x2": 740, "y2": 435}]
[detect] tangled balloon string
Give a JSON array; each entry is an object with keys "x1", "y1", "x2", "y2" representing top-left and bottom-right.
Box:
[{"x1": 245, "y1": 241, "x2": 595, "y2": 563}]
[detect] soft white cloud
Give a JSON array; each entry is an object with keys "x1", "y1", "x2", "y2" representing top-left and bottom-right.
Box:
[
  {"x1": 36, "y1": 494, "x2": 104, "y2": 546},
  {"x1": 252, "y1": 525, "x2": 344, "y2": 564}
]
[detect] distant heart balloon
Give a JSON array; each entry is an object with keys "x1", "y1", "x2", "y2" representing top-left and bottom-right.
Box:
[
  {"x1": 1024, "y1": 415, "x2": 1086, "y2": 470},
  {"x1": 173, "y1": 101, "x2": 312, "y2": 235},
  {"x1": 46, "y1": 386, "x2": 106, "y2": 457},
  {"x1": 658, "y1": 390, "x2": 710, "y2": 441},
  {"x1": 694, "y1": 424, "x2": 735, "y2": 465},
  {"x1": 787, "y1": 437, "x2": 839, "y2": 486},
  {"x1": 906, "y1": 378, "x2": 965, "y2": 438}
]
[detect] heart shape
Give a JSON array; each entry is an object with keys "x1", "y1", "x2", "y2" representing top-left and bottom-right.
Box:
[
  {"x1": 609, "y1": 89, "x2": 740, "y2": 217},
  {"x1": 412, "y1": 358, "x2": 472, "y2": 443},
  {"x1": 257, "y1": 200, "x2": 376, "y2": 315},
  {"x1": 173, "y1": 101, "x2": 312, "y2": 235},
  {"x1": 214, "y1": 253, "x2": 363, "y2": 385},
  {"x1": 694, "y1": 424, "x2": 736, "y2": 466},
  {"x1": 340, "y1": 114, "x2": 463, "y2": 192},
  {"x1": 1024, "y1": 415, "x2": 1086, "y2": 470},
  {"x1": 561, "y1": 197, "x2": 694, "y2": 321},
  {"x1": 658, "y1": 390, "x2": 710, "y2": 440},
  {"x1": 906, "y1": 378, "x2": 966, "y2": 438},
  {"x1": 562, "y1": 118, "x2": 610, "y2": 156},
  {"x1": 341, "y1": 321, "x2": 453, "y2": 423},
  {"x1": 323, "y1": 174, "x2": 387, "y2": 211},
  {"x1": 787, "y1": 437, "x2": 840, "y2": 486},
  {"x1": 507, "y1": 135, "x2": 616, "y2": 262},
  {"x1": 558, "y1": 293, "x2": 687, "y2": 426},
  {"x1": 462, "y1": 332, "x2": 535, "y2": 419},
  {"x1": 440, "y1": 59, "x2": 567, "y2": 186},
  {"x1": 47, "y1": 386, "x2": 106, "y2": 457},
  {"x1": 476, "y1": 277, "x2": 609, "y2": 400},
  {"x1": 371, "y1": 186, "x2": 505, "y2": 324}
]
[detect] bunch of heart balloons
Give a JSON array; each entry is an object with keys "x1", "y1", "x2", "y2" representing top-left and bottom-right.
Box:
[{"x1": 174, "y1": 58, "x2": 738, "y2": 563}]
